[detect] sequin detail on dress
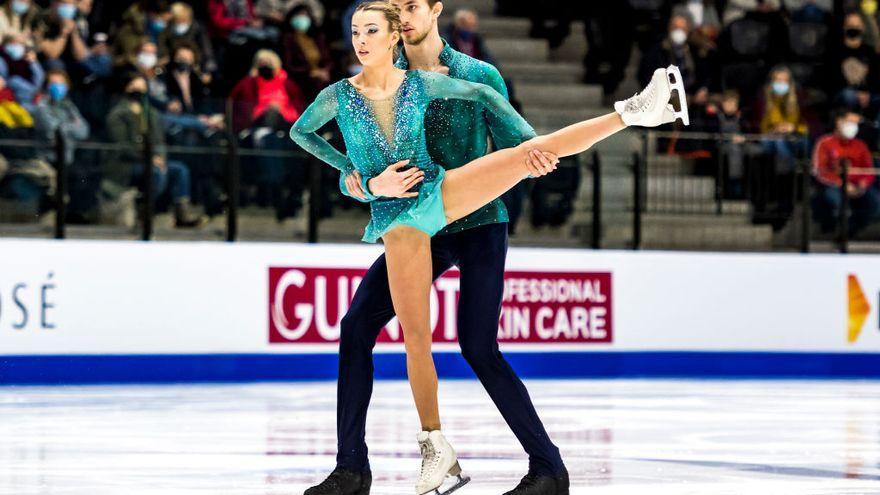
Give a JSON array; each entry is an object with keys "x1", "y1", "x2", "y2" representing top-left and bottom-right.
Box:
[{"x1": 290, "y1": 69, "x2": 534, "y2": 243}]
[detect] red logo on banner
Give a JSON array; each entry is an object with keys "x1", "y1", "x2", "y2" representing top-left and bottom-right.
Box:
[{"x1": 269, "y1": 267, "x2": 612, "y2": 344}]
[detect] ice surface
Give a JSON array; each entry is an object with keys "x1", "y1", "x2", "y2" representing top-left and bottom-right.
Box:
[{"x1": 1, "y1": 380, "x2": 879, "y2": 494}]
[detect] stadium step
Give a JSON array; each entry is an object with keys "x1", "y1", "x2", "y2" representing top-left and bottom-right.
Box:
[
  {"x1": 439, "y1": 0, "x2": 495, "y2": 16},
  {"x1": 516, "y1": 82, "x2": 603, "y2": 108},
  {"x1": 502, "y1": 61, "x2": 585, "y2": 84},
  {"x1": 486, "y1": 38, "x2": 549, "y2": 63}
]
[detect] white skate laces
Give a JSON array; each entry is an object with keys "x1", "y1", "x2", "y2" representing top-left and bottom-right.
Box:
[
  {"x1": 615, "y1": 65, "x2": 690, "y2": 127},
  {"x1": 415, "y1": 430, "x2": 470, "y2": 495}
]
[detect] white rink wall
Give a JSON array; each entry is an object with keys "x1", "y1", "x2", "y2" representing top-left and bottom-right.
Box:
[{"x1": 0, "y1": 239, "x2": 878, "y2": 383}]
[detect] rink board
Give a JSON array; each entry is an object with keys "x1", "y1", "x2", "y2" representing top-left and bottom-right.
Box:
[{"x1": 0, "y1": 239, "x2": 878, "y2": 383}]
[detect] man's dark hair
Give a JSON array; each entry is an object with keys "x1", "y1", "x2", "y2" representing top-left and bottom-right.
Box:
[
  {"x1": 834, "y1": 106, "x2": 861, "y2": 123},
  {"x1": 45, "y1": 68, "x2": 70, "y2": 86}
]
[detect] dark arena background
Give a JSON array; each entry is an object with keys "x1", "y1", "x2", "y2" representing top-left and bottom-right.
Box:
[{"x1": 2, "y1": 0, "x2": 880, "y2": 493}]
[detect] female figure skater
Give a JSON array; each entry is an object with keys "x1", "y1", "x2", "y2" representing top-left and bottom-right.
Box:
[{"x1": 290, "y1": 2, "x2": 688, "y2": 494}]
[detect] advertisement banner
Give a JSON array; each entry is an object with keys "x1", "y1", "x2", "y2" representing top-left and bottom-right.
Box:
[
  {"x1": 268, "y1": 267, "x2": 612, "y2": 345},
  {"x1": 1, "y1": 239, "x2": 879, "y2": 382}
]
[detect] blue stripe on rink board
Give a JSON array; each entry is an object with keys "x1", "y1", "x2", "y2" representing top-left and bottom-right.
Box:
[{"x1": 2, "y1": 352, "x2": 880, "y2": 384}]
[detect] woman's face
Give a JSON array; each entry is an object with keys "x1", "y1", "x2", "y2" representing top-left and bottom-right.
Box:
[
  {"x1": 772, "y1": 71, "x2": 790, "y2": 86},
  {"x1": 351, "y1": 10, "x2": 398, "y2": 68}
]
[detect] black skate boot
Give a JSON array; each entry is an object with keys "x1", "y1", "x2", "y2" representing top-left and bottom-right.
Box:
[
  {"x1": 304, "y1": 466, "x2": 371, "y2": 495},
  {"x1": 503, "y1": 467, "x2": 569, "y2": 495}
]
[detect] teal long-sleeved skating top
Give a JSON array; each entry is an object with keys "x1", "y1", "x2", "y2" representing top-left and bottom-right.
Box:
[
  {"x1": 289, "y1": 69, "x2": 535, "y2": 243},
  {"x1": 339, "y1": 40, "x2": 534, "y2": 235}
]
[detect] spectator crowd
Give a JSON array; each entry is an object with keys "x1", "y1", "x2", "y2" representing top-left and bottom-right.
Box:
[{"x1": 0, "y1": 0, "x2": 878, "y2": 239}]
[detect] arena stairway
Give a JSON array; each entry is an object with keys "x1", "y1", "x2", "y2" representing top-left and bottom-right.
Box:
[{"x1": 438, "y1": 0, "x2": 775, "y2": 251}]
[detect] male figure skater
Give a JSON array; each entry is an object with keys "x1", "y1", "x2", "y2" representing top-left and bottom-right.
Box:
[{"x1": 305, "y1": 1, "x2": 569, "y2": 494}]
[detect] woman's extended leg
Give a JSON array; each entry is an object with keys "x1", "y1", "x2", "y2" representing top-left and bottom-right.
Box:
[
  {"x1": 382, "y1": 225, "x2": 440, "y2": 430},
  {"x1": 442, "y1": 112, "x2": 626, "y2": 223},
  {"x1": 443, "y1": 65, "x2": 688, "y2": 224}
]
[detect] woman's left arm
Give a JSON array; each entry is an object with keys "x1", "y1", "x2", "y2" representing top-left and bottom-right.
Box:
[{"x1": 420, "y1": 70, "x2": 535, "y2": 142}]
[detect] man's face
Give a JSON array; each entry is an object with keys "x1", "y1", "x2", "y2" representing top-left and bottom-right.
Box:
[
  {"x1": 174, "y1": 48, "x2": 194, "y2": 66},
  {"x1": 844, "y1": 15, "x2": 865, "y2": 49},
  {"x1": 670, "y1": 16, "x2": 690, "y2": 36},
  {"x1": 721, "y1": 97, "x2": 739, "y2": 115},
  {"x1": 392, "y1": 0, "x2": 440, "y2": 46}
]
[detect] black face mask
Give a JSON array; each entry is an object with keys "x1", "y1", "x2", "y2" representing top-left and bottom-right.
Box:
[
  {"x1": 127, "y1": 90, "x2": 146, "y2": 101},
  {"x1": 174, "y1": 62, "x2": 193, "y2": 74},
  {"x1": 845, "y1": 28, "x2": 864, "y2": 40},
  {"x1": 257, "y1": 66, "x2": 274, "y2": 80}
]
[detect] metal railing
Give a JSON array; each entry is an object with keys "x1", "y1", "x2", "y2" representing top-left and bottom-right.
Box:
[
  {"x1": 3, "y1": 119, "x2": 879, "y2": 253},
  {"x1": 0, "y1": 134, "x2": 323, "y2": 243},
  {"x1": 638, "y1": 129, "x2": 880, "y2": 253}
]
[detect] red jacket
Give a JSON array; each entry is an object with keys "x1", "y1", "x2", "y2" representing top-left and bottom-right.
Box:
[
  {"x1": 228, "y1": 69, "x2": 305, "y2": 133},
  {"x1": 208, "y1": 0, "x2": 254, "y2": 38},
  {"x1": 812, "y1": 134, "x2": 876, "y2": 189}
]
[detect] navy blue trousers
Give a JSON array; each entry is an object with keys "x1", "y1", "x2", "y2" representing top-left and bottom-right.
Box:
[{"x1": 336, "y1": 222, "x2": 565, "y2": 477}]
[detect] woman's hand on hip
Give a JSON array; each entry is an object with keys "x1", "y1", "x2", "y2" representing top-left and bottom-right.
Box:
[{"x1": 367, "y1": 160, "x2": 424, "y2": 198}]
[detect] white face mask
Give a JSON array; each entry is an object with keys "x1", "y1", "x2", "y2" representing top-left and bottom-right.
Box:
[
  {"x1": 840, "y1": 121, "x2": 859, "y2": 140},
  {"x1": 670, "y1": 28, "x2": 688, "y2": 46},
  {"x1": 137, "y1": 52, "x2": 157, "y2": 70}
]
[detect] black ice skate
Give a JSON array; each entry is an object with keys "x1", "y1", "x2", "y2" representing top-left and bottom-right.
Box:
[
  {"x1": 304, "y1": 466, "x2": 371, "y2": 495},
  {"x1": 502, "y1": 467, "x2": 569, "y2": 495}
]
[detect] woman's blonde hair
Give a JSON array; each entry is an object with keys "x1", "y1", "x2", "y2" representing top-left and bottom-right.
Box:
[
  {"x1": 170, "y1": 2, "x2": 193, "y2": 21},
  {"x1": 252, "y1": 49, "x2": 282, "y2": 71},
  {"x1": 354, "y1": 0, "x2": 403, "y2": 35}
]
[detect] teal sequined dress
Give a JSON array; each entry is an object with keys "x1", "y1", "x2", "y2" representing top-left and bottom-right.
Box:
[{"x1": 290, "y1": 69, "x2": 534, "y2": 243}]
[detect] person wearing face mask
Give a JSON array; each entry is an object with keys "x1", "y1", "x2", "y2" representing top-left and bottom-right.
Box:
[
  {"x1": 105, "y1": 73, "x2": 205, "y2": 228},
  {"x1": 30, "y1": 69, "x2": 88, "y2": 168},
  {"x1": 812, "y1": 108, "x2": 880, "y2": 237},
  {"x1": 281, "y1": 4, "x2": 332, "y2": 99},
  {"x1": 162, "y1": 43, "x2": 225, "y2": 217},
  {"x1": 757, "y1": 65, "x2": 811, "y2": 230},
  {"x1": 229, "y1": 49, "x2": 307, "y2": 220},
  {"x1": 157, "y1": 2, "x2": 216, "y2": 80},
  {"x1": 638, "y1": 14, "x2": 717, "y2": 105},
  {"x1": 0, "y1": 34, "x2": 44, "y2": 104},
  {"x1": 254, "y1": 0, "x2": 325, "y2": 27},
  {"x1": 829, "y1": 13, "x2": 880, "y2": 116},
  {"x1": 111, "y1": 0, "x2": 171, "y2": 68},
  {"x1": 130, "y1": 40, "x2": 171, "y2": 111},
  {"x1": 33, "y1": 0, "x2": 89, "y2": 69},
  {"x1": 0, "y1": 0, "x2": 37, "y2": 39}
]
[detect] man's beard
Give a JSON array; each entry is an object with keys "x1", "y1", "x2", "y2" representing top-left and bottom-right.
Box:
[{"x1": 405, "y1": 26, "x2": 431, "y2": 46}]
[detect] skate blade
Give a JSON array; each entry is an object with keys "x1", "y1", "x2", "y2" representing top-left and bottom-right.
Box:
[
  {"x1": 665, "y1": 65, "x2": 690, "y2": 126},
  {"x1": 430, "y1": 473, "x2": 470, "y2": 495}
]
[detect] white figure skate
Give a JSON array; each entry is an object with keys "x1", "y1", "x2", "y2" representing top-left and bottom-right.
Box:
[
  {"x1": 415, "y1": 430, "x2": 470, "y2": 495},
  {"x1": 615, "y1": 65, "x2": 690, "y2": 127}
]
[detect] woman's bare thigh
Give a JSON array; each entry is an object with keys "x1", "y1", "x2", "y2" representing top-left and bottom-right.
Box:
[{"x1": 381, "y1": 226, "x2": 433, "y2": 343}]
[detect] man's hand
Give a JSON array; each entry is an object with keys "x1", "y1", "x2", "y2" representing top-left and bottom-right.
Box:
[
  {"x1": 152, "y1": 155, "x2": 167, "y2": 172},
  {"x1": 61, "y1": 19, "x2": 76, "y2": 36},
  {"x1": 365, "y1": 160, "x2": 425, "y2": 198},
  {"x1": 846, "y1": 182, "x2": 865, "y2": 198},
  {"x1": 525, "y1": 149, "x2": 559, "y2": 178}
]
